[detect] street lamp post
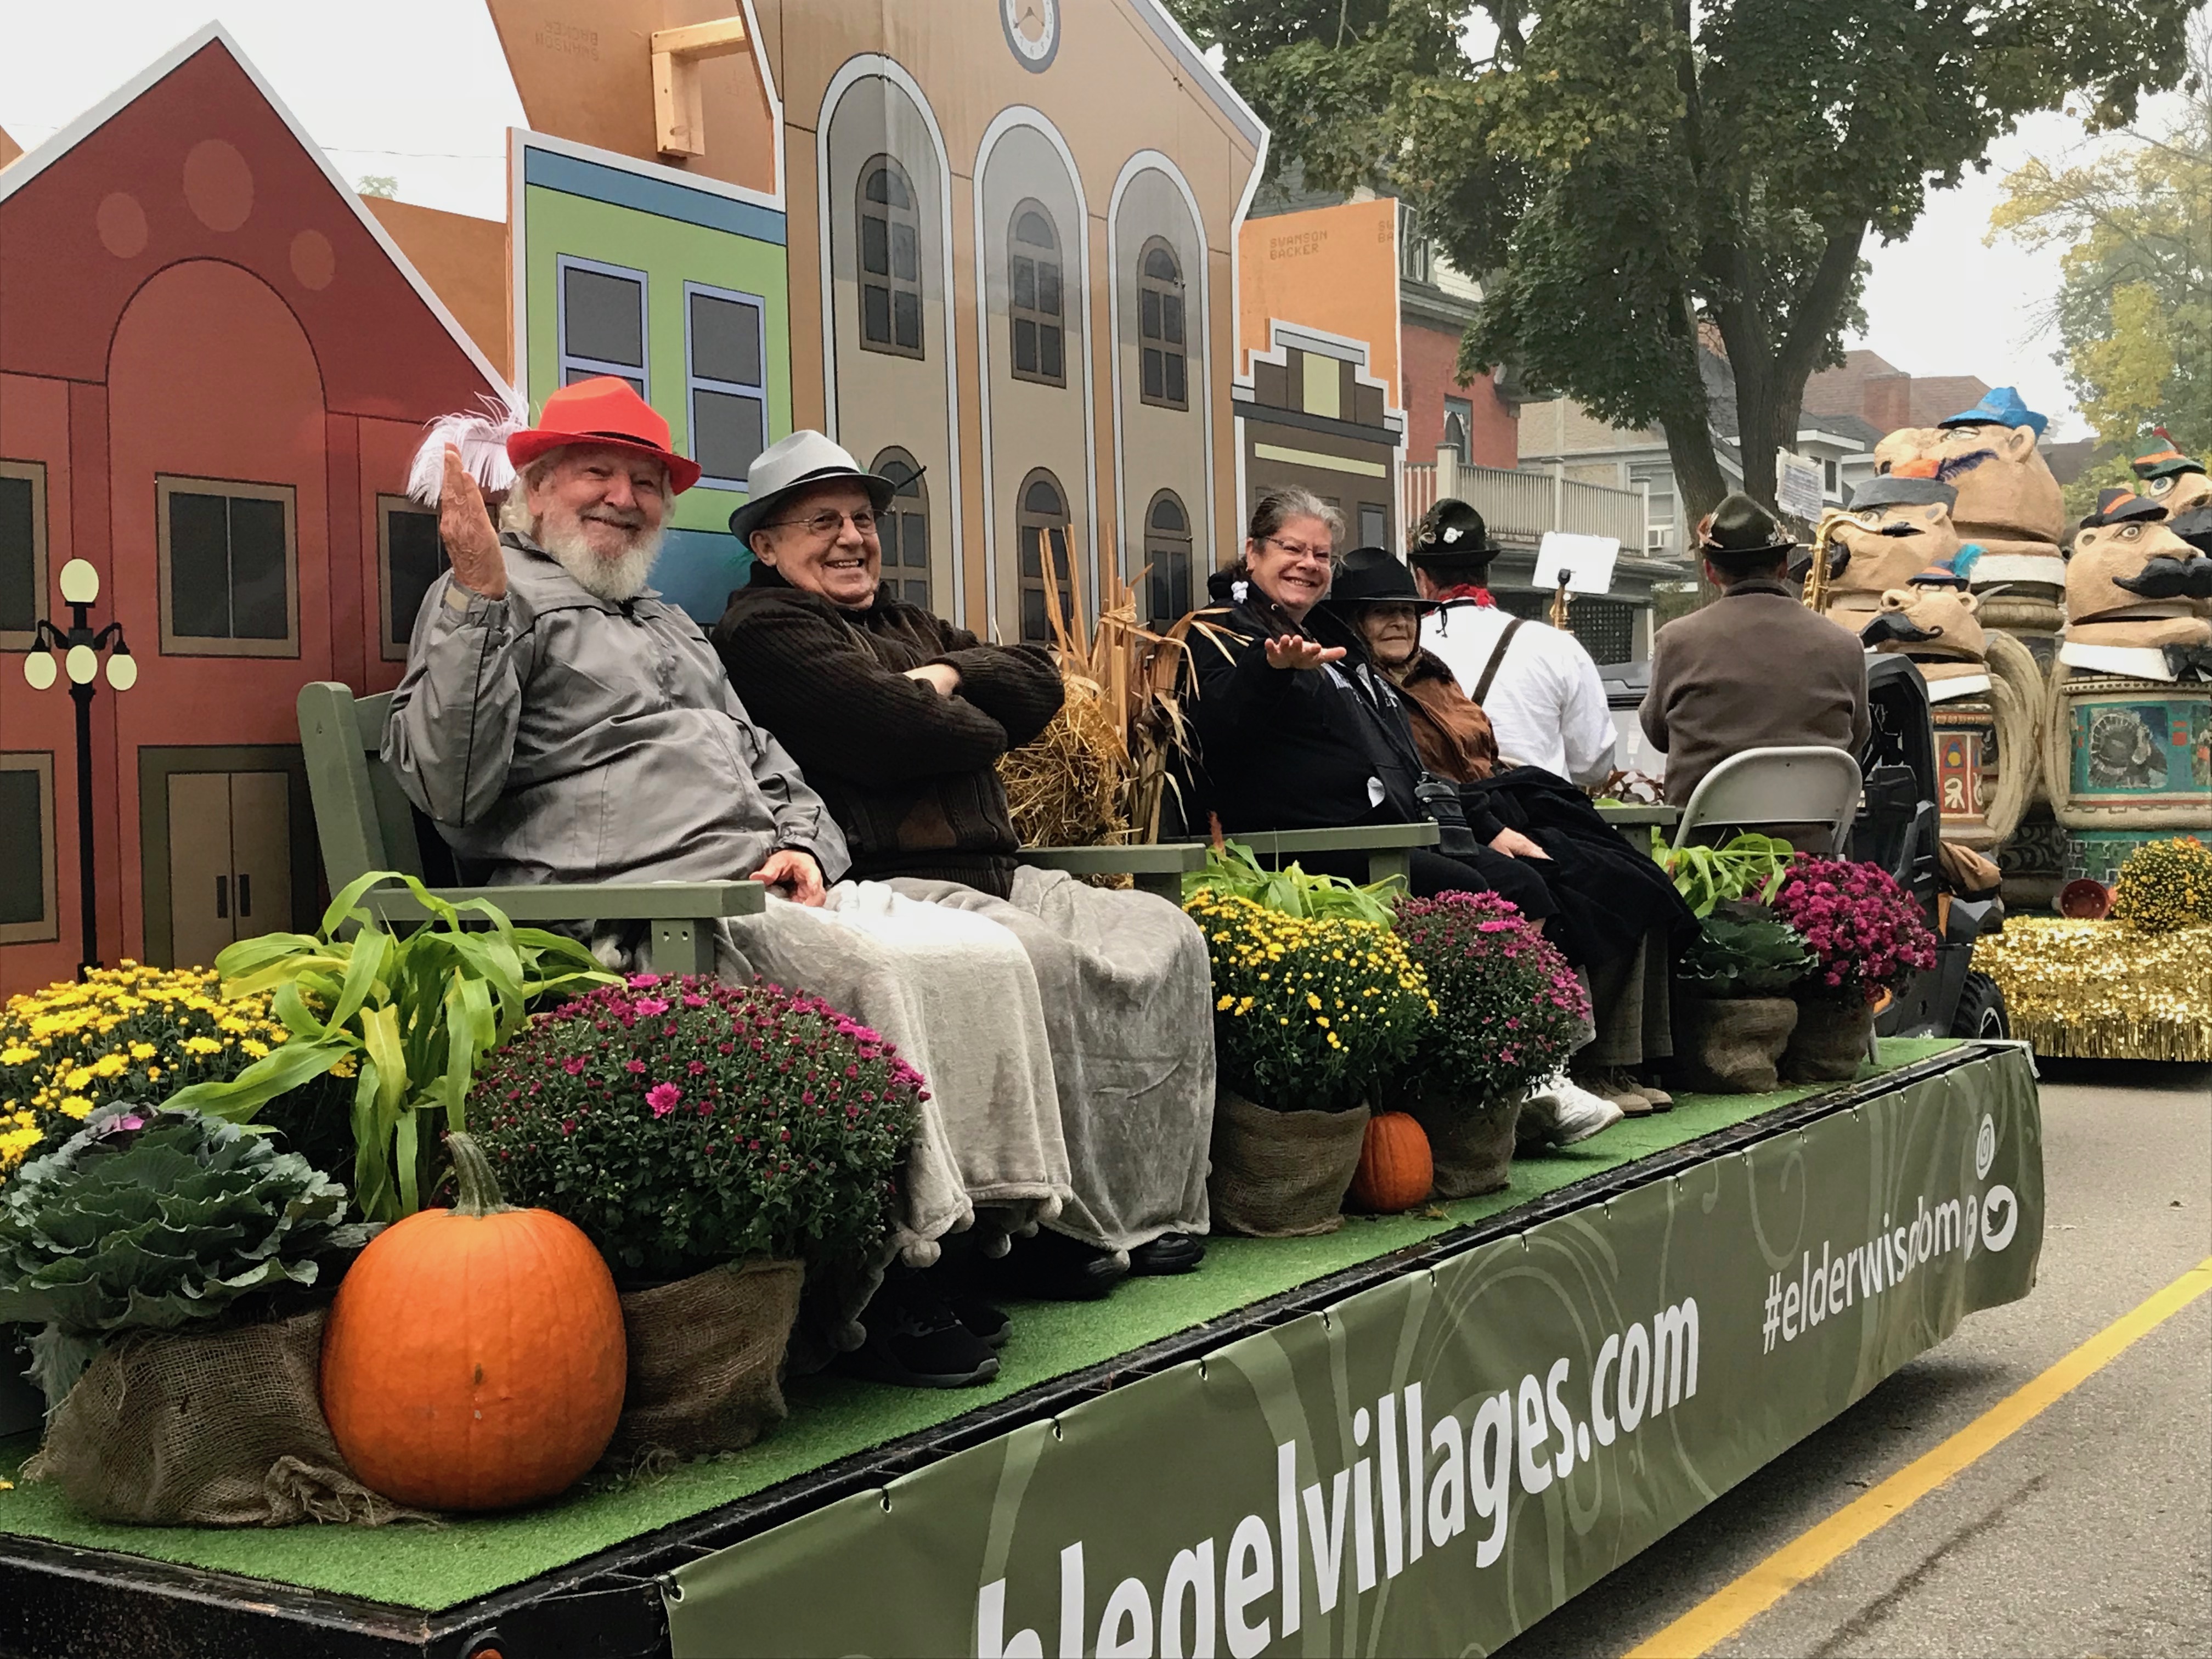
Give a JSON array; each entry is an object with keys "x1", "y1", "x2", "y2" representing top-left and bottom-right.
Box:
[{"x1": 22, "y1": 558, "x2": 135, "y2": 977}]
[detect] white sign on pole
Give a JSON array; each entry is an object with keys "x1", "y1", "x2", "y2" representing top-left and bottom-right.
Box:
[
  {"x1": 1533, "y1": 532, "x2": 1619, "y2": 595},
  {"x1": 1777, "y1": 451, "x2": 1825, "y2": 520}
]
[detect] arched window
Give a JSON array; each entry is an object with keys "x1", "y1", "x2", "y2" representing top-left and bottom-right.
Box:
[
  {"x1": 1138, "y1": 238, "x2": 1187, "y2": 410},
  {"x1": 859, "y1": 156, "x2": 924, "y2": 358},
  {"x1": 1143, "y1": 489, "x2": 1193, "y2": 625},
  {"x1": 872, "y1": 447, "x2": 930, "y2": 610},
  {"x1": 1009, "y1": 201, "x2": 1066, "y2": 387},
  {"x1": 1017, "y1": 469, "x2": 1073, "y2": 643}
]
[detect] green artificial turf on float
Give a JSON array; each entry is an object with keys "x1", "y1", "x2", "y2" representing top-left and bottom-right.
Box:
[{"x1": 0, "y1": 1040, "x2": 1963, "y2": 1611}]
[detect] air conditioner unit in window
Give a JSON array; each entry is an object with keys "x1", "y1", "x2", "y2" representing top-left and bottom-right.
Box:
[{"x1": 1646, "y1": 524, "x2": 1671, "y2": 553}]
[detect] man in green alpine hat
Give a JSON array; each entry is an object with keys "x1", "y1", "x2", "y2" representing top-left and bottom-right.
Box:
[{"x1": 1641, "y1": 494, "x2": 1871, "y2": 809}]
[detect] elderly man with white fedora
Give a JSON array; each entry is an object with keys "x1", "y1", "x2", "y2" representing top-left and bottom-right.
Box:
[
  {"x1": 714, "y1": 430, "x2": 1217, "y2": 1304},
  {"x1": 385, "y1": 383, "x2": 1081, "y2": 1390}
]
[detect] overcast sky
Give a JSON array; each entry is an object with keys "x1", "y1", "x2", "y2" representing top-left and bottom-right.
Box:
[{"x1": 2, "y1": 1, "x2": 2190, "y2": 442}]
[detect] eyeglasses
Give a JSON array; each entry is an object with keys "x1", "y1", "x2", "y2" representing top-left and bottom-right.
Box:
[
  {"x1": 1261, "y1": 535, "x2": 1333, "y2": 565},
  {"x1": 763, "y1": 508, "x2": 879, "y2": 539}
]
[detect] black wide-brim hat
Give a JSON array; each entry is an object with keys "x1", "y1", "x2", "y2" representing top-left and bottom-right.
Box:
[
  {"x1": 1322, "y1": 546, "x2": 1440, "y2": 612},
  {"x1": 2080, "y1": 487, "x2": 2167, "y2": 530}
]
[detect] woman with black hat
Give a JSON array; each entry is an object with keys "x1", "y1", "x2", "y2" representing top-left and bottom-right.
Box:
[{"x1": 1324, "y1": 549, "x2": 1699, "y2": 1117}]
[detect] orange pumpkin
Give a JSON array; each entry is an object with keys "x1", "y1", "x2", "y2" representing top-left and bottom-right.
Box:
[
  {"x1": 320, "y1": 1132, "x2": 625, "y2": 1510},
  {"x1": 1350, "y1": 1111, "x2": 1433, "y2": 1212}
]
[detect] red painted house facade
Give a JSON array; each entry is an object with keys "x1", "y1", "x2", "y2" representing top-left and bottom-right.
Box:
[{"x1": 0, "y1": 29, "x2": 503, "y2": 993}]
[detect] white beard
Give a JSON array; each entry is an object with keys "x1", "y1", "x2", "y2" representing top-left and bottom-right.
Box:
[{"x1": 539, "y1": 520, "x2": 664, "y2": 603}]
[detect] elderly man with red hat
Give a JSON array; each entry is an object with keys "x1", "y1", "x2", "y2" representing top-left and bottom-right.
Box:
[{"x1": 385, "y1": 381, "x2": 1079, "y2": 1390}]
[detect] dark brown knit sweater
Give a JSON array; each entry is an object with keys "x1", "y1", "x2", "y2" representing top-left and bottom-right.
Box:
[{"x1": 711, "y1": 566, "x2": 1064, "y2": 897}]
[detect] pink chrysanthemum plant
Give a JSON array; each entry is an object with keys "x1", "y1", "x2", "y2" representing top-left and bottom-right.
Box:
[
  {"x1": 473, "y1": 974, "x2": 922, "y2": 1280},
  {"x1": 1390, "y1": 891, "x2": 1590, "y2": 1113},
  {"x1": 1767, "y1": 857, "x2": 1938, "y2": 1005}
]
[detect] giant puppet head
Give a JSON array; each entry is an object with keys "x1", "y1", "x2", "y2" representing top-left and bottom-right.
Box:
[
  {"x1": 2131, "y1": 444, "x2": 2212, "y2": 516},
  {"x1": 1818, "y1": 467, "x2": 1963, "y2": 635},
  {"x1": 1859, "y1": 556, "x2": 1990, "y2": 676},
  {"x1": 1871, "y1": 388, "x2": 2065, "y2": 582},
  {"x1": 2064, "y1": 489, "x2": 2212, "y2": 660}
]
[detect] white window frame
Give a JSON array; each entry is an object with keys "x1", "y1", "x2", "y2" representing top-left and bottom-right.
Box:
[
  {"x1": 682, "y1": 280, "x2": 771, "y2": 490},
  {"x1": 556, "y1": 254, "x2": 651, "y2": 396}
]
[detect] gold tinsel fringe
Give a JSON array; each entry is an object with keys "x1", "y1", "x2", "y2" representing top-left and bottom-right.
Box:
[{"x1": 1972, "y1": 918, "x2": 2212, "y2": 1062}]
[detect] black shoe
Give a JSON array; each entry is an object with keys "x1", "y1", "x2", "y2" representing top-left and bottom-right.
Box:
[
  {"x1": 949, "y1": 1294, "x2": 1011, "y2": 1350},
  {"x1": 987, "y1": 1228, "x2": 1129, "y2": 1301},
  {"x1": 838, "y1": 1271, "x2": 1000, "y2": 1388},
  {"x1": 1128, "y1": 1233, "x2": 1205, "y2": 1276}
]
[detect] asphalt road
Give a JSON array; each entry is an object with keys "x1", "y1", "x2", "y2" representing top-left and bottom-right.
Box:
[{"x1": 1497, "y1": 1058, "x2": 2212, "y2": 1659}]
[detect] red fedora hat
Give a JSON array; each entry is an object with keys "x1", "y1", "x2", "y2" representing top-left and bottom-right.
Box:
[{"x1": 505, "y1": 377, "x2": 702, "y2": 493}]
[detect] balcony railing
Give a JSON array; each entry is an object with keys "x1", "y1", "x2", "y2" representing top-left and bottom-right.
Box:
[{"x1": 1404, "y1": 450, "x2": 1649, "y2": 550}]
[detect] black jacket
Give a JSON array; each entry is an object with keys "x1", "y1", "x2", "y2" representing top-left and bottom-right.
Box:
[
  {"x1": 1465, "y1": 766, "x2": 1698, "y2": 964},
  {"x1": 713, "y1": 565, "x2": 1063, "y2": 897},
  {"x1": 1184, "y1": 569, "x2": 1449, "y2": 834}
]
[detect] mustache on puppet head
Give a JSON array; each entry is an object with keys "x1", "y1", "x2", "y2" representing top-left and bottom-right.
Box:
[
  {"x1": 1934, "y1": 450, "x2": 1998, "y2": 483},
  {"x1": 2112, "y1": 556, "x2": 2212, "y2": 601},
  {"x1": 1859, "y1": 611, "x2": 1940, "y2": 647}
]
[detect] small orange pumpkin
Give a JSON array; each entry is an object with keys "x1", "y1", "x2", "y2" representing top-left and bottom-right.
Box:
[
  {"x1": 1350, "y1": 1111, "x2": 1433, "y2": 1212},
  {"x1": 320, "y1": 1132, "x2": 626, "y2": 1511}
]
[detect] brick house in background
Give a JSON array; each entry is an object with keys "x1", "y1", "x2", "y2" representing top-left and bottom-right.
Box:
[{"x1": 0, "y1": 27, "x2": 504, "y2": 992}]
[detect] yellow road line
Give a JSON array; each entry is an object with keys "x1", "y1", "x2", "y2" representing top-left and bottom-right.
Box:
[{"x1": 1625, "y1": 1256, "x2": 2212, "y2": 1659}]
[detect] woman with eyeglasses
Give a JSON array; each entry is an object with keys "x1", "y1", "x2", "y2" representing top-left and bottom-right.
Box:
[
  {"x1": 1184, "y1": 488, "x2": 1556, "y2": 920},
  {"x1": 714, "y1": 431, "x2": 1215, "y2": 1341}
]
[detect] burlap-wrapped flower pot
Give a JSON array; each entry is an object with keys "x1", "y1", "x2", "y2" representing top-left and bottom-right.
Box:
[
  {"x1": 24, "y1": 1309, "x2": 415, "y2": 1527},
  {"x1": 601, "y1": 1257, "x2": 803, "y2": 1466},
  {"x1": 1208, "y1": 1090, "x2": 1370, "y2": 1238},
  {"x1": 1784, "y1": 994, "x2": 1875, "y2": 1083},
  {"x1": 1673, "y1": 996, "x2": 1799, "y2": 1094},
  {"x1": 1410, "y1": 1097, "x2": 1522, "y2": 1199}
]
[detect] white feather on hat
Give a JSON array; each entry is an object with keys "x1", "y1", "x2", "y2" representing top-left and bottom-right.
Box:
[{"x1": 406, "y1": 391, "x2": 527, "y2": 506}]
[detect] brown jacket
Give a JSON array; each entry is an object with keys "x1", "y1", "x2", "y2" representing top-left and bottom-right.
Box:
[
  {"x1": 1394, "y1": 650, "x2": 1500, "y2": 783},
  {"x1": 1641, "y1": 578, "x2": 1870, "y2": 806}
]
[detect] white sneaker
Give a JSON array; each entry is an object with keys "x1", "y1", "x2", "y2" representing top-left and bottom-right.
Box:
[{"x1": 1522, "y1": 1073, "x2": 1624, "y2": 1148}]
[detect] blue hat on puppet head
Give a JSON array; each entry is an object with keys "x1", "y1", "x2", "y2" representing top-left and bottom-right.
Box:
[{"x1": 1937, "y1": 386, "x2": 2047, "y2": 438}]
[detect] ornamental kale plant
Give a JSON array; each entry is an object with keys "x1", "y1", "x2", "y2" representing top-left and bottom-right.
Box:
[
  {"x1": 1678, "y1": 901, "x2": 1818, "y2": 998},
  {"x1": 1390, "y1": 892, "x2": 1589, "y2": 1113},
  {"x1": 1769, "y1": 857, "x2": 1938, "y2": 1000},
  {"x1": 0, "y1": 1105, "x2": 368, "y2": 1408},
  {"x1": 472, "y1": 974, "x2": 922, "y2": 1279}
]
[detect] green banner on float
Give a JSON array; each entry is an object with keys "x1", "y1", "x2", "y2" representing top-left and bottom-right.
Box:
[{"x1": 668, "y1": 1049, "x2": 2041, "y2": 1658}]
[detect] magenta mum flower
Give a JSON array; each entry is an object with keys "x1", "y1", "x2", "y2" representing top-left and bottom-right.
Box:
[{"x1": 646, "y1": 1082, "x2": 682, "y2": 1117}]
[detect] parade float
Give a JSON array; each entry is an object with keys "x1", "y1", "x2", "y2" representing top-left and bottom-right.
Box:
[{"x1": 2, "y1": 14, "x2": 2044, "y2": 1659}]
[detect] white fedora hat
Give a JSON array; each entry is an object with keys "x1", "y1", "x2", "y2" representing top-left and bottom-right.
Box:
[{"x1": 727, "y1": 430, "x2": 896, "y2": 545}]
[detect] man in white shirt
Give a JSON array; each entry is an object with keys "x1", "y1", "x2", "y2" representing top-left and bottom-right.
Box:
[{"x1": 1409, "y1": 500, "x2": 1618, "y2": 785}]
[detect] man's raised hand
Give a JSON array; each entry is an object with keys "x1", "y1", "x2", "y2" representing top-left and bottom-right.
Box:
[
  {"x1": 439, "y1": 444, "x2": 506, "y2": 600},
  {"x1": 1262, "y1": 634, "x2": 1346, "y2": 672}
]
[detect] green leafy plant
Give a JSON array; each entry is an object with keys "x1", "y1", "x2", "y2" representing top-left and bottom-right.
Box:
[
  {"x1": 1654, "y1": 832, "x2": 1797, "y2": 918},
  {"x1": 1182, "y1": 838, "x2": 1403, "y2": 924},
  {"x1": 0, "y1": 1104, "x2": 369, "y2": 1409},
  {"x1": 164, "y1": 872, "x2": 615, "y2": 1223},
  {"x1": 1678, "y1": 902, "x2": 1817, "y2": 998}
]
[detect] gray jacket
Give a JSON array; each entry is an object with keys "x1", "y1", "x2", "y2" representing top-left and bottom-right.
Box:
[{"x1": 383, "y1": 534, "x2": 849, "y2": 888}]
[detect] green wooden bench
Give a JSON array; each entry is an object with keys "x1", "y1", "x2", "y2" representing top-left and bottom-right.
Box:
[
  {"x1": 1594, "y1": 800, "x2": 1680, "y2": 859},
  {"x1": 297, "y1": 684, "x2": 1210, "y2": 973}
]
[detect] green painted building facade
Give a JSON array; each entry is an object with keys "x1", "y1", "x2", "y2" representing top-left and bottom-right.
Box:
[{"x1": 513, "y1": 132, "x2": 790, "y2": 622}]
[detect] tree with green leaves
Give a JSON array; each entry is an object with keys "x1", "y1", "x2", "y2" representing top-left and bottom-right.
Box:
[
  {"x1": 1173, "y1": 0, "x2": 2185, "y2": 521},
  {"x1": 1993, "y1": 12, "x2": 2211, "y2": 517}
]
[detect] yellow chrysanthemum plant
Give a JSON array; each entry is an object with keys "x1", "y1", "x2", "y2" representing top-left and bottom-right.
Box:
[
  {"x1": 2110, "y1": 836, "x2": 2212, "y2": 934},
  {"x1": 0, "y1": 964, "x2": 292, "y2": 1183},
  {"x1": 1183, "y1": 891, "x2": 1435, "y2": 1115}
]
